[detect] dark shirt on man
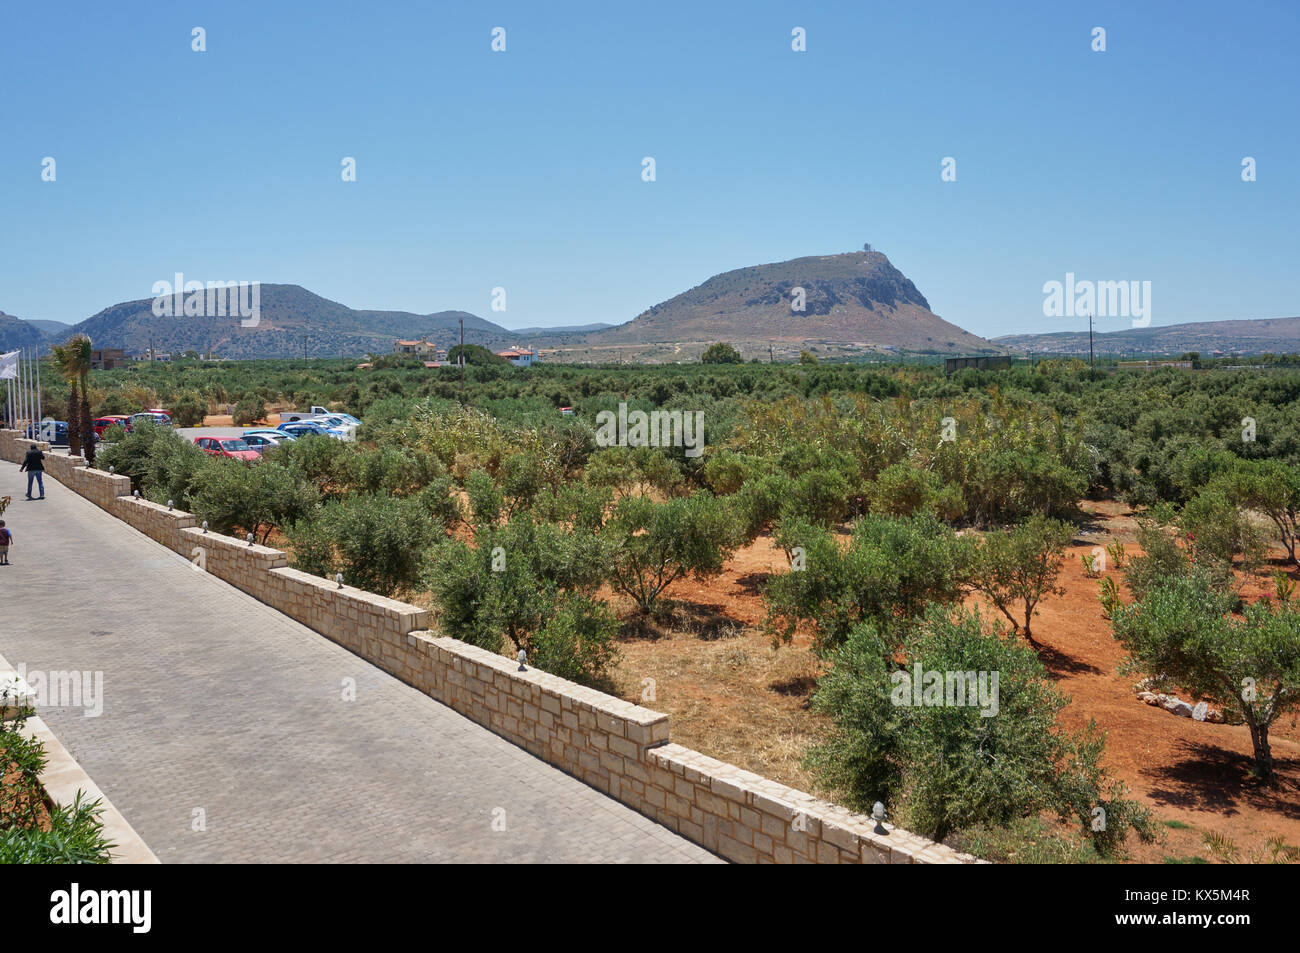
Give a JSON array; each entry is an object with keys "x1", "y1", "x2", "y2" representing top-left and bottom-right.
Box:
[{"x1": 20, "y1": 447, "x2": 45, "y2": 472}]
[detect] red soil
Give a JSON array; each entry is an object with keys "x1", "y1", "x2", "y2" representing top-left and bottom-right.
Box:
[{"x1": 613, "y1": 499, "x2": 1300, "y2": 862}]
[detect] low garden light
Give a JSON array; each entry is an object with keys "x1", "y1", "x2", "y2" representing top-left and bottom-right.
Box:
[
  {"x1": 167, "y1": 499, "x2": 174, "y2": 511},
  {"x1": 246, "y1": 532, "x2": 255, "y2": 547},
  {"x1": 335, "y1": 572, "x2": 344, "y2": 589},
  {"x1": 133, "y1": 489, "x2": 140, "y2": 498},
  {"x1": 517, "y1": 649, "x2": 527, "y2": 672},
  {"x1": 201, "y1": 521, "x2": 208, "y2": 534},
  {"x1": 871, "y1": 802, "x2": 888, "y2": 835}
]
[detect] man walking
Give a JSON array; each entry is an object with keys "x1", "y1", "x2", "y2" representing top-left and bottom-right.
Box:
[{"x1": 19, "y1": 444, "x2": 45, "y2": 500}]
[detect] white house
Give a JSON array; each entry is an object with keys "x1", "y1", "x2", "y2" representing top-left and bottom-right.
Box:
[{"x1": 496, "y1": 348, "x2": 536, "y2": 368}]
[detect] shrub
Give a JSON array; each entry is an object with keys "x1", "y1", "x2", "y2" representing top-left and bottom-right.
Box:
[
  {"x1": 968, "y1": 515, "x2": 1074, "y2": 643},
  {"x1": 1111, "y1": 570, "x2": 1300, "y2": 781},
  {"x1": 603, "y1": 491, "x2": 737, "y2": 614},
  {"x1": 809, "y1": 607, "x2": 1156, "y2": 854},
  {"x1": 765, "y1": 513, "x2": 973, "y2": 653},
  {"x1": 529, "y1": 596, "x2": 620, "y2": 687},
  {"x1": 0, "y1": 698, "x2": 114, "y2": 864},
  {"x1": 1180, "y1": 486, "x2": 1267, "y2": 583},
  {"x1": 290, "y1": 494, "x2": 439, "y2": 596},
  {"x1": 779, "y1": 468, "x2": 851, "y2": 528},
  {"x1": 232, "y1": 396, "x2": 266, "y2": 426},
  {"x1": 866, "y1": 463, "x2": 964, "y2": 521},
  {"x1": 188, "y1": 459, "x2": 320, "y2": 544},
  {"x1": 465, "y1": 468, "x2": 503, "y2": 526},
  {"x1": 169, "y1": 389, "x2": 206, "y2": 427},
  {"x1": 701, "y1": 342, "x2": 743, "y2": 365},
  {"x1": 425, "y1": 515, "x2": 616, "y2": 687}
]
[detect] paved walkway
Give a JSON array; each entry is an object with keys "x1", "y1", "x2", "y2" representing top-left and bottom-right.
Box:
[{"x1": 0, "y1": 461, "x2": 718, "y2": 863}]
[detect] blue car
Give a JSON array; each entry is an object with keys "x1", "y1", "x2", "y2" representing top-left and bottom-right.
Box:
[
  {"x1": 277, "y1": 421, "x2": 346, "y2": 440},
  {"x1": 25, "y1": 420, "x2": 70, "y2": 445}
]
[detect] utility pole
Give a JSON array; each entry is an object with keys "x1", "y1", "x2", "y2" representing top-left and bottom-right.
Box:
[
  {"x1": 1088, "y1": 311, "x2": 1094, "y2": 368},
  {"x1": 459, "y1": 317, "x2": 466, "y2": 398},
  {"x1": 303, "y1": 335, "x2": 308, "y2": 360}
]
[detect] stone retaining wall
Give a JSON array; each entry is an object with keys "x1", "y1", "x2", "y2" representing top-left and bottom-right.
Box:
[{"x1": 0, "y1": 429, "x2": 978, "y2": 864}]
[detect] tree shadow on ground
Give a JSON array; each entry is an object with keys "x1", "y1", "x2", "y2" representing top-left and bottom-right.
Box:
[
  {"x1": 769, "y1": 674, "x2": 819, "y2": 704},
  {"x1": 1139, "y1": 740, "x2": 1300, "y2": 820},
  {"x1": 617, "y1": 599, "x2": 746, "y2": 642},
  {"x1": 1034, "y1": 642, "x2": 1105, "y2": 677},
  {"x1": 733, "y1": 571, "x2": 772, "y2": 597}
]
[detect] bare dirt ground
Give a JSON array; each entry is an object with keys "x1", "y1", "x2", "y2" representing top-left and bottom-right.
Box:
[
  {"x1": 607, "y1": 499, "x2": 1300, "y2": 862},
  {"x1": 200, "y1": 413, "x2": 282, "y2": 427}
]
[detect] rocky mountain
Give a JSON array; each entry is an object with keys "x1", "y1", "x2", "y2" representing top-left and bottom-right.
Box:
[
  {"x1": 0, "y1": 311, "x2": 44, "y2": 352},
  {"x1": 58, "y1": 285, "x2": 512, "y2": 360},
  {"x1": 26, "y1": 319, "x2": 70, "y2": 336},
  {"x1": 16, "y1": 250, "x2": 998, "y2": 363},
  {"x1": 995, "y1": 316, "x2": 1300, "y2": 357},
  {"x1": 568, "y1": 250, "x2": 997, "y2": 357}
]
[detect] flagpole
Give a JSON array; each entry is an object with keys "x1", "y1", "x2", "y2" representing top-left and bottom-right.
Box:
[
  {"x1": 26, "y1": 348, "x2": 34, "y2": 438},
  {"x1": 26, "y1": 348, "x2": 35, "y2": 439},
  {"x1": 19, "y1": 349, "x2": 27, "y2": 437},
  {"x1": 35, "y1": 348, "x2": 42, "y2": 440}
]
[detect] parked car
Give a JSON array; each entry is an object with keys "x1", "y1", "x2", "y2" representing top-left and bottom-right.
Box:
[
  {"x1": 314, "y1": 414, "x2": 358, "y2": 440},
  {"x1": 277, "y1": 421, "x2": 346, "y2": 440},
  {"x1": 193, "y1": 436, "x2": 261, "y2": 462},
  {"x1": 242, "y1": 428, "x2": 296, "y2": 443},
  {"x1": 280, "y1": 405, "x2": 333, "y2": 423},
  {"x1": 240, "y1": 431, "x2": 293, "y2": 455},
  {"x1": 129, "y1": 411, "x2": 173, "y2": 428},
  {"x1": 24, "y1": 420, "x2": 69, "y2": 445},
  {"x1": 92, "y1": 415, "x2": 132, "y2": 437}
]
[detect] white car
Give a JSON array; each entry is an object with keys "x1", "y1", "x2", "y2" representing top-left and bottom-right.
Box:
[{"x1": 315, "y1": 414, "x2": 359, "y2": 441}]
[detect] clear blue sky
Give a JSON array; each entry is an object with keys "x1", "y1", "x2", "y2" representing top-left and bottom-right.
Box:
[{"x1": 1, "y1": 0, "x2": 1295, "y2": 338}]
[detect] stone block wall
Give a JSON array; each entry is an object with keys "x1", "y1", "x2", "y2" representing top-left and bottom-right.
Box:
[{"x1": 0, "y1": 428, "x2": 977, "y2": 864}]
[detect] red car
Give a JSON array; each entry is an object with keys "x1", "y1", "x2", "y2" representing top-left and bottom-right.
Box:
[
  {"x1": 92, "y1": 414, "x2": 132, "y2": 437},
  {"x1": 194, "y1": 436, "x2": 261, "y2": 463}
]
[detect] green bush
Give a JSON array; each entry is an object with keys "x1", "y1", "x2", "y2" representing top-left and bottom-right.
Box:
[
  {"x1": 232, "y1": 396, "x2": 267, "y2": 426},
  {"x1": 701, "y1": 342, "x2": 743, "y2": 364},
  {"x1": 765, "y1": 513, "x2": 972, "y2": 653},
  {"x1": 779, "y1": 468, "x2": 851, "y2": 528},
  {"x1": 466, "y1": 468, "x2": 503, "y2": 525},
  {"x1": 188, "y1": 458, "x2": 320, "y2": 544},
  {"x1": 809, "y1": 607, "x2": 1156, "y2": 854},
  {"x1": 1112, "y1": 570, "x2": 1300, "y2": 780},
  {"x1": 169, "y1": 389, "x2": 206, "y2": 427},
  {"x1": 289, "y1": 493, "x2": 440, "y2": 597},
  {"x1": 603, "y1": 491, "x2": 737, "y2": 614},
  {"x1": 968, "y1": 515, "x2": 1074, "y2": 643},
  {"x1": 866, "y1": 463, "x2": 964, "y2": 521},
  {"x1": 425, "y1": 515, "x2": 616, "y2": 686}
]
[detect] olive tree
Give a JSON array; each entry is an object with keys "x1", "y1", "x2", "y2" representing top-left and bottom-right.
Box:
[
  {"x1": 810, "y1": 607, "x2": 1155, "y2": 853},
  {"x1": 602, "y1": 491, "x2": 737, "y2": 615},
  {"x1": 1111, "y1": 571, "x2": 1300, "y2": 781},
  {"x1": 968, "y1": 515, "x2": 1074, "y2": 644}
]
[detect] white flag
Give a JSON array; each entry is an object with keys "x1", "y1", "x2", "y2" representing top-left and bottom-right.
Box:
[{"x1": 0, "y1": 350, "x2": 19, "y2": 380}]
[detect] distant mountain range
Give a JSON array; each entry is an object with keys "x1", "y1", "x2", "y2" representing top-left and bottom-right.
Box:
[
  {"x1": 6, "y1": 252, "x2": 1293, "y2": 363},
  {"x1": 995, "y1": 316, "x2": 1300, "y2": 357},
  {"x1": 21, "y1": 286, "x2": 518, "y2": 360},
  {"x1": 0, "y1": 311, "x2": 44, "y2": 352},
  {"x1": 1, "y1": 251, "x2": 999, "y2": 361}
]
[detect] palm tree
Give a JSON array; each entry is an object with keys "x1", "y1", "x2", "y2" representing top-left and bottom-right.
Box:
[
  {"x1": 50, "y1": 340, "x2": 81, "y2": 456},
  {"x1": 52, "y1": 335, "x2": 94, "y2": 463}
]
